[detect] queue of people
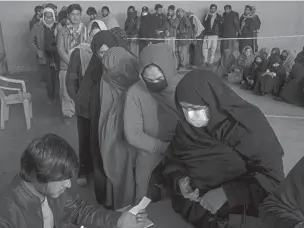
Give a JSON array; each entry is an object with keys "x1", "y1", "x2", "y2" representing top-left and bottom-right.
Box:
[{"x1": 0, "y1": 2, "x2": 299, "y2": 228}]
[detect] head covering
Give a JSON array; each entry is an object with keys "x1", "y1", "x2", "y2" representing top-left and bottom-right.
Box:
[
  {"x1": 268, "y1": 48, "x2": 282, "y2": 66},
  {"x1": 87, "y1": 20, "x2": 108, "y2": 35},
  {"x1": 42, "y1": 7, "x2": 56, "y2": 28},
  {"x1": 142, "y1": 6, "x2": 149, "y2": 12},
  {"x1": 170, "y1": 69, "x2": 284, "y2": 193},
  {"x1": 99, "y1": 47, "x2": 139, "y2": 209},
  {"x1": 90, "y1": 30, "x2": 119, "y2": 55},
  {"x1": 281, "y1": 50, "x2": 295, "y2": 73},
  {"x1": 58, "y1": 10, "x2": 67, "y2": 22},
  {"x1": 101, "y1": 14, "x2": 119, "y2": 29},
  {"x1": 102, "y1": 47, "x2": 139, "y2": 87},
  {"x1": 237, "y1": 46, "x2": 255, "y2": 69},
  {"x1": 139, "y1": 43, "x2": 182, "y2": 141},
  {"x1": 46, "y1": 3, "x2": 57, "y2": 10}
]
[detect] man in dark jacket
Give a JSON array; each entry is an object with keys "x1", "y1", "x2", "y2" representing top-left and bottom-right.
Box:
[
  {"x1": 29, "y1": 5, "x2": 43, "y2": 31},
  {"x1": 220, "y1": 5, "x2": 239, "y2": 54},
  {"x1": 153, "y1": 4, "x2": 167, "y2": 43},
  {"x1": 139, "y1": 6, "x2": 158, "y2": 53},
  {"x1": 0, "y1": 133, "x2": 148, "y2": 228},
  {"x1": 202, "y1": 4, "x2": 221, "y2": 67}
]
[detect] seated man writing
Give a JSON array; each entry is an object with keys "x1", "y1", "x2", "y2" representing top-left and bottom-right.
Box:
[{"x1": 0, "y1": 133, "x2": 147, "y2": 228}]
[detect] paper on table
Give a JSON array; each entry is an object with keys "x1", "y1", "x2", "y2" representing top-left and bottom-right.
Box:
[{"x1": 129, "y1": 197, "x2": 151, "y2": 215}]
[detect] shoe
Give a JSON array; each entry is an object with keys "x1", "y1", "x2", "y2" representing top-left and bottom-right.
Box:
[{"x1": 77, "y1": 176, "x2": 88, "y2": 187}]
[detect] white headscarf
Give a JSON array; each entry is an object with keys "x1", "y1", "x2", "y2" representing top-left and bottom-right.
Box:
[
  {"x1": 42, "y1": 7, "x2": 56, "y2": 29},
  {"x1": 87, "y1": 20, "x2": 108, "y2": 35}
]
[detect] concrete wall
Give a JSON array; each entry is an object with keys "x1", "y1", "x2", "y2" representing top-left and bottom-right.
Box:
[{"x1": 0, "y1": 1, "x2": 304, "y2": 73}]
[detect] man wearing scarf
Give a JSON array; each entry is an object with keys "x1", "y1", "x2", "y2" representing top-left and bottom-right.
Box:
[
  {"x1": 57, "y1": 4, "x2": 87, "y2": 124},
  {"x1": 139, "y1": 6, "x2": 158, "y2": 53},
  {"x1": 29, "y1": 5, "x2": 43, "y2": 31},
  {"x1": 239, "y1": 5, "x2": 261, "y2": 54},
  {"x1": 124, "y1": 6, "x2": 140, "y2": 57},
  {"x1": 99, "y1": 6, "x2": 120, "y2": 30},
  {"x1": 29, "y1": 7, "x2": 58, "y2": 104},
  {"x1": 165, "y1": 5, "x2": 179, "y2": 68},
  {"x1": 153, "y1": 4, "x2": 167, "y2": 44},
  {"x1": 202, "y1": 4, "x2": 221, "y2": 68},
  {"x1": 45, "y1": 3, "x2": 58, "y2": 21}
]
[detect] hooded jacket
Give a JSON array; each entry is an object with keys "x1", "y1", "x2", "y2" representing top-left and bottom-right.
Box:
[{"x1": 124, "y1": 43, "x2": 182, "y2": 154}]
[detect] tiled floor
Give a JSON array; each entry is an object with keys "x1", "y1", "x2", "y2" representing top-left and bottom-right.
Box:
[{"x1": 0, "y1": 71, "x2": 303, "y2": 228}]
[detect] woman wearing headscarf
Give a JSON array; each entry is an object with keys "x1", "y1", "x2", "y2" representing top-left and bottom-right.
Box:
[
  {"x1": 71, "y1": 31, "x2": 120, "y2": 204},
  {"x1": 230, "y1": 46, "x2": 255, "y2": 89},
  {"x1": 29, "y1": 7, "x2": 58, "y2": 104},
  {"x1": 281, "y1": 50, "x2": 295, "y2": 77},
  {"x1": 239, "y1": 5, "x2": 261, "y2": 53},
  {"x1": 98, "y1": 47, "x2": 140, "y2": 210},
  {"x1": 125, "y1": 6, "x2": 140, "y2": 57},
  {"x1": 66, "y1": 21, "x2": 107, "y2": 187},
  {"x1": 252, "y1": 52, "x2": 269, "y2": 95},
  {"x1": 124, "y1": 43, "x2": 182, "y2": 204},
  {"x1": 176, "y1": 8, "x2": 193, "y2": 69},
  {"x1": 260, "y1": 156, "x2": 304, "y2": 228},
  {"x1": 255, "y1": 55, "x2": 283, "y2": 96},
  {"x1": 164, "y1": 69, "x2": 284, "y2": 228},
  {"x1": 275, "y1": 55, "x2": 304, "y2": 106}
]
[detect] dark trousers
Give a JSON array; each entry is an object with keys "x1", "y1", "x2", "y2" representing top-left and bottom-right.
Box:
[
  {"x1": 40, "y1": 64, "x2": 58, "y2": 100},
  {"x1": 77, "y1": 116, "x2": 94, "y2": 176}
]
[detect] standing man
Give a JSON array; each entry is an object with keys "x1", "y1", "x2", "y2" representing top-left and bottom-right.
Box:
[
  {"x1": 220, "y1": 5, "x2": 239, "y2": 54},
  {"x1": 29, "y1": 5, "x2": 43, "y2": 31},
  {"x1": 99, "y1": 6, "x2": 120, "y2": 29},
  {"x1": 125, "y1": 6, "x2": 140, "y2": 57},
  {"x1": 139, "y1": 6, "x2": 158, "y2": 53},
  {"x1": 153, "y1": 4, "x2": 167, "y2": 43},
  {"x1": 165, "y1": 5, "x2": 179, "y2": 67},
  {"x1": 239, "y1": 5, "x2": 261, "y2": 53},
  {"x1": 202, "y1": 4, "x2": 221, "y2": 67},
  {"x1": 0, "y1": 133, "x2": 148, "y2": 228},
  {"x1": 57, "y1": 4, "x2": 87, "y2": 124},
  {"x1": 86, "y1": 7, "x2": 98, "y2": 22},
  {"x1": 45, "y1": 3, "x2": 58, "y2": 21}
]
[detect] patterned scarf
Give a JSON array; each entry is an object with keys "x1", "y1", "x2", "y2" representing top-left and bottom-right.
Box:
[{"x1": 66, "y1": 22, "x2": 87, "y2": 51}]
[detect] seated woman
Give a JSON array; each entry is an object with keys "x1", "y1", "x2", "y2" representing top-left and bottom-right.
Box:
[
  {"x1": 275, "y1": 56, "x2": 304, "y2": 106},
  {"x1": 267, "y1": 47, "x2": 281, "y2": 67},
  {"x1": 254, "y1": 54, "x2": 283, "y2": 96},
  {"x1": 164, "y1": 69, "x2": 284, "y2": 228},
  {"x1": 229, "y1": 46, "x2": 255, "y2": 89},
  {"x1": 124, "y1": 43, "x2": 182, "y2": 204},
  {"x1": 260, "y1": 156, "x2": 304, "y2": 228},
  {"x1": 98, "y1": 47, "x2": 140, "y2": 210},
  {"x1": 281, "y1": 50, "x2": 295, "y2": 78}
]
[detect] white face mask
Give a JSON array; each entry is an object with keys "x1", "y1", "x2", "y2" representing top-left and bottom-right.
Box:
[{"x1": 183, "y1": 108, "x2": 209, "y2": 128}]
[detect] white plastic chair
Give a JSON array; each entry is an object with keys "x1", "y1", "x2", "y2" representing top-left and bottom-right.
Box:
[{"x1": 0, "y1": 75, "x2": 33, "y2": 129}]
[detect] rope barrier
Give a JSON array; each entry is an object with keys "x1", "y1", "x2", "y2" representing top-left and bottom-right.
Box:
[{"x1": 127, "y1": 34, "x2": 304, "y2": 41}]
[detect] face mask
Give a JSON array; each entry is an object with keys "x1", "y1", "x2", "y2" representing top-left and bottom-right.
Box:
[
  {"x1": 142, "y1": 12, "x2": 148, "y2": 16},
  {"x1": 143, "y1": 79, "x2": 168, "y2": 93},
  {"x1": 184, "y1": 109, "x2": 209, "y2": 128}
]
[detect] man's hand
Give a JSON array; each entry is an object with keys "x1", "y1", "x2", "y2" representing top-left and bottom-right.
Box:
[
  {"x1": 200, "y1": 187, "x2": 227, "y2": 214},
  {"x1": 178, "y1": 177, "x2": 201, "y2": 202},
  {"x1": 117, "y1": 209, "x2": 148, "y2": 228}
]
